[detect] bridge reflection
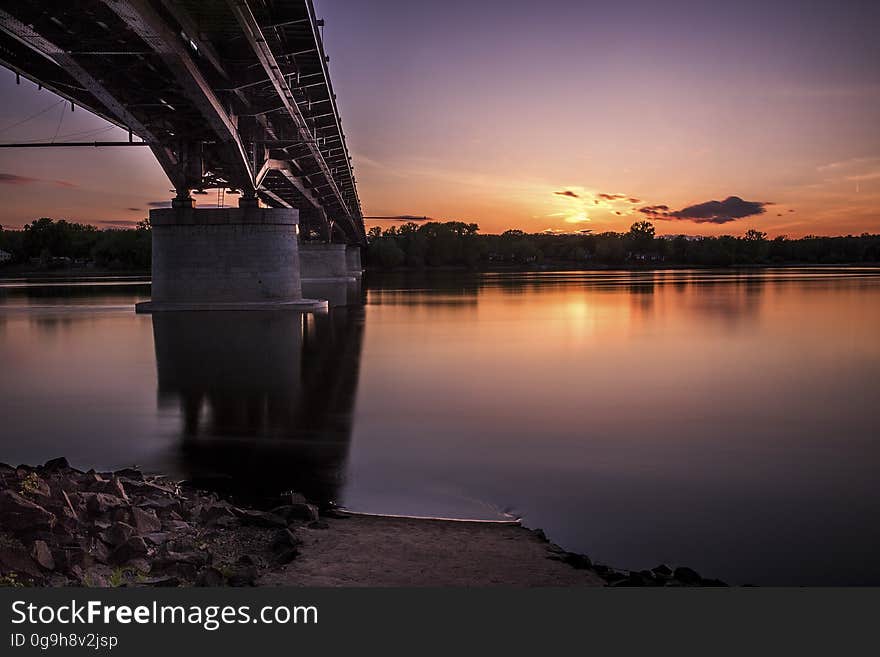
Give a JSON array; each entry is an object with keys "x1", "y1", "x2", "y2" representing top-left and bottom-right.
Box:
[{"x1": 151, "y1": 280, "x2": 365, "y2": 506}]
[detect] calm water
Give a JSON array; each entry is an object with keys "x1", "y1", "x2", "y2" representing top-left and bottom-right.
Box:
[{"x1": 1, "y1": 268, "x2": 878, "y2": 585}]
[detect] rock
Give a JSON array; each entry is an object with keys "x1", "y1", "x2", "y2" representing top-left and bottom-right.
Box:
[
  {"x1": 101, "y1": 477, "x2": 129, "y2": 502},
  {"x1": 31, "y1": 540, "x2": 55, "y2": 571},
  {"x1": 166, "y1": 538, "x2": 196, "y2": 553},
  {"x1": 271, "y1": 528, "x2": 302, "y2": 551},
  {"x1": 109, "y1": 536, "x2": 148, "y2": 565},
  {"x1": 99, "y1": 522, "x2": 136, "y2": 548},
  {"x1": 143, "y1": 532, "x2": 171, "y2": 546},
  {"x1": 652, "y1": 564, "x2": 673, "y2": 578},
  {"x1": 531, "y1": 528, "x2": 547, "y2": 542},
  {"x1": 700, "y1": 578, "x2": 728, "y2": 587},
  {"x1": 160, "y1": 551, "x2": 208, "y2": 568},
  {"x1": 227, "y1": 565, "x2": 258, "y2": 587},
  {"x1": 42, "y1": 457, "x2": 70, "y2": 472},
  {"x1": 113, "y1": 468, "x2": 143, "y2": 481},
  {"x1": 212, "y1": 515, "x2": 239, "y2": 528},
  {"x1": 137, "y1": 576, "x2": 180, "y2": 587},
  {"x1": 673, "y1": 566, "x2": 702, "y2": 585},
  {"x1": 273, "y1": 503, "x2": 320, "y2": 522},
  {"x1": 308, "y1": 521, "x2": 330, "y2": 530},
  {"x1": 199, "y1": 502, "x2": 236, "y2": 524},
  {"x1": 195, "y1": 567, "x2": 225, "y2": 587},
  {"x1": 561, "y1": 552, "x2": 592, "y2": 570},
  {"x1": 132, "y1": 507, "x2": 161, "y2": 534},
  {"x1": 235, "y1": 508, "x2": 287, "y2": 528},
  {"x1": 275, "y1": 547, "x2": 299, "y2": 565},
  {"x1": 83, "y1": 492, "x2": 126, "y2": 516},
  {"x1": 0, "y1": 490, "x2": 56, "y2": 534},
  {"x1": 0, "y1": 544, "x2": 43, "y2": 579}
]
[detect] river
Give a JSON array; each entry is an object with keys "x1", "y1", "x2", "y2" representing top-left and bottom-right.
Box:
[{"x1": 1, "y1": 267, "x2": 878, "y2": 585}]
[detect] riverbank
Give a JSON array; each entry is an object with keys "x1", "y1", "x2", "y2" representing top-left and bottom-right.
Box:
[{"x1": 0, "y1": 459, "x2": 725, "y2": 587}]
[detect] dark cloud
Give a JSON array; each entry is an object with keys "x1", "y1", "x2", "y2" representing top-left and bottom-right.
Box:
[
  {"x1": 147, "y1": 201, "x2": 172, "y2": 208},
  {"x1": 638, "y1": 204, "x2": 670, "y2": 217},
  {"x1": 578, "y1": 228, "x2": 593, "y2": 234},
  {"x1": 125, "y1": 207, "x2": 142, "y2": 212},
  {"x1": 0, "y1": 172, "x2": 76, "y2": 188},
  {"x1": 99, "y1": 220, "x2": 140, "y2": 227},
  {"x1": 365, "y1": 215, "x2": 428, "y2": 222},
  {"x1": 554, "y1": 190, "x2": 580, "y2": 198},
  {"x1": 669, "y1": 196, "x2": 769, "y2": 224},
  {"x1": 639, "y1": 197, "x2": 769, "y2": 224},
  {"x1": 628, "y1": 197, "x2": 641, "y2": 204},
  {"x1": 598, "y1": 193, "x2": 627, "y2": 201}
]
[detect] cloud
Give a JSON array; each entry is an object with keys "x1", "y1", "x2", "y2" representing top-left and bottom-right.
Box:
[
  {"x1": 598, "y1": 193, "x2": 626, "y2": 201},
  {"x1": 628, "y1": 198, "x2": 641, "y2": 204},
  {"x1": 125, "y1": 207, "x2": 142, "y2": 212},
  {"x1": 365, "y1": 215, "x2": 428, "y2": 222},
  {"x1": 99, "y1": 220, "x2": 140, "y2": 227},
  {"x1": 0, "y1": 172, "x2": 76, "y2": 188},
  {"x1": 554, "y1": 190, "x2": 580, "y2": 198},
  {"x1": 640, "y1": 197, "x2": 769, "y2": 224},
  {"x1": 147, "y1": 201, "x2": 172, "y2": 208},
  {"x1": 638, "y1": 204, "x2": 670, "y2": 216}
]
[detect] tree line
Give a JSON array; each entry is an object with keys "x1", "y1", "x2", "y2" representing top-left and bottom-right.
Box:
[
  {"x1": 1, "y1": 217, "x2": 878, "y2": 272},
  {"x1": 366, "y1": 221, "x2": 880, "y2": 269},
  {"x1": 0, "y1": 218, "x2": 151, "y2": 270}
]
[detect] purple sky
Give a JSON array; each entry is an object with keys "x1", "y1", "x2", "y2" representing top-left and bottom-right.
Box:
[{"x1": 0, "y1": 0, "x2": 878, "y2": 235}]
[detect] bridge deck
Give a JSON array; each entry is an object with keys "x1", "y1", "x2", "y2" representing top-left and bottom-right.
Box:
[{"x1": 0, "y1": 0, "x2": 363, "y2": 242}]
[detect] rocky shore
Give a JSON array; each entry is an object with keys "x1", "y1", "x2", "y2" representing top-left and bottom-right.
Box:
[{"x1": 0, "y1": 459, "x2": 725, "y2": 587}]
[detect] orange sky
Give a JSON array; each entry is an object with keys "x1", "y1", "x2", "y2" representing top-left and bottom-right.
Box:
[{"x1": 0, "y1": 0, "x2": 878, "y2": 237}]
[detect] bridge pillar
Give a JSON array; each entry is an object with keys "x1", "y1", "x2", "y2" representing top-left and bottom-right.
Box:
[
  {"x1": 345, "y1": 245, "x2": 363, "y2": 277},
  {"x1": 136, "y1": 206, "x2": 327, "y2": 312},
  {"x1": 299, "y1": 242, "x2": 353, "y2": 282}
]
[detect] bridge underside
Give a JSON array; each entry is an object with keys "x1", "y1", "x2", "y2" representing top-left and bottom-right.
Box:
[{"x1": 0, "y1": 0, "x2": 364, "y2": 243}]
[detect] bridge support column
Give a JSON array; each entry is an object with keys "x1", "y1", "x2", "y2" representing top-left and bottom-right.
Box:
[
  {"x1": 136, "y1": 206, "x2": 327, "y2": 312},
  {"x1": 299, "y1": 242, "x2": 353, "y2": 282},
  {"x1": 345, "y1": 245, "x2": 363, "y2": 277}
]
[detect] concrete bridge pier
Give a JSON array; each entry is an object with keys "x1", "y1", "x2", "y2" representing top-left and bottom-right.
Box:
[
  {"x1": 136, "y1": 199, "x2": 327, "y2": 313},
  {"x1": 346, "y1": 245, "x2": 363, "y2": 277},
  {"x1": 299, "y1": 242, "x2": 355, "y2": 282}
]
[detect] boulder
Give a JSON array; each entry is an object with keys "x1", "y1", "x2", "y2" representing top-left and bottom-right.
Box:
[
  {"x1": 271, "y1": 503, "x2": 319, "y2": 523},
  {"x1": 99, "y1": 522, "x2": 136, "y2": 548},
  {"x1": 31, "y1": 540, "x2": 56, "y2": 571},
  {"x1": 131, "y1": 507, "x2": 161, "y2": 534},
  {"x1": 235, "y1": 508, "x2": 287, "y2": 528},
  {"x1": 195, "y1": 567, "x2": 225, "y2": 587},
  {"x1": 109, "y1": 536, "x2": 148, "y2": 565},
  {"x1": 271, "y1": 528, "x2": 302, "y2": 551},
  {"x1": 673, "y1": 566, "x2": 702, "y2": 585},
  {"x1": 42, "y1": 457, "x2": 70, "y2": 472},
  {"x1": 0, "y1": 544, "x2": 43, "y2": 579},
  {"x1": 652, "y1": 564, "x2": 673, "y2": 578},
  {"x1": 83, "y1": 492, "x2": 126, "y2": 516},
  {"x1": 0, "y1": 490, "x2": 56, "y2": 534}
]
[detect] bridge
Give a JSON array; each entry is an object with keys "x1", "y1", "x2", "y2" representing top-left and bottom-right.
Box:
[{"x1": 0, "y1": 0, "x2": 365, "y2": 310}]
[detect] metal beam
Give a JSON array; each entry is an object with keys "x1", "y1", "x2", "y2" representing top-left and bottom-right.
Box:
[
  {"x1": 0, "y1": 141, "x2": 151, "y2": 148},
  {"x1": 0, "y1": 8, "x2": 180, "y2": 183},
  {"x1": 101, "y1": 0, "x2": 254, "y2": 189},
  {"x1": 225, "y1": 0, "x2": 352, "y2": 221}
]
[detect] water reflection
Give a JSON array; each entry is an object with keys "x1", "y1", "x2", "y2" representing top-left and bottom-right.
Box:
[
  {"x1": 2, "y1": 268, "x2": 880, "y2": 584},
  {"x1": 152, "y1": 282, "x2": 365, "y2": 506}
]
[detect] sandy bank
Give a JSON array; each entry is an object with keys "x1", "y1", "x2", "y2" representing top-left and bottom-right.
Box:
[{"x1": 259, "y1": 514, "x2": 605, "y2": 587}]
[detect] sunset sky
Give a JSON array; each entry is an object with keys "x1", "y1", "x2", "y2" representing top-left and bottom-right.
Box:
[{"x1": 0, "y1": 0, "x2": 877, "y2": 236}]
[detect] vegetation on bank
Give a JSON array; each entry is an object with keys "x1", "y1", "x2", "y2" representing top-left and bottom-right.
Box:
[
  {"x1": 366, "y1": 221, "x2": 880, "y2": 269},
  {"x1": 2, "y1": 217, "x2": 878, "y2": 273},
  {"x1": 0, "y1": 218, "x2": 150, "y2": 271}
]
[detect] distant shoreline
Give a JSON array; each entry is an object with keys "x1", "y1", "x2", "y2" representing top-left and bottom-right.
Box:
[{"x1": 2, "y1": 262, "x2": 878, "y2": 281}]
